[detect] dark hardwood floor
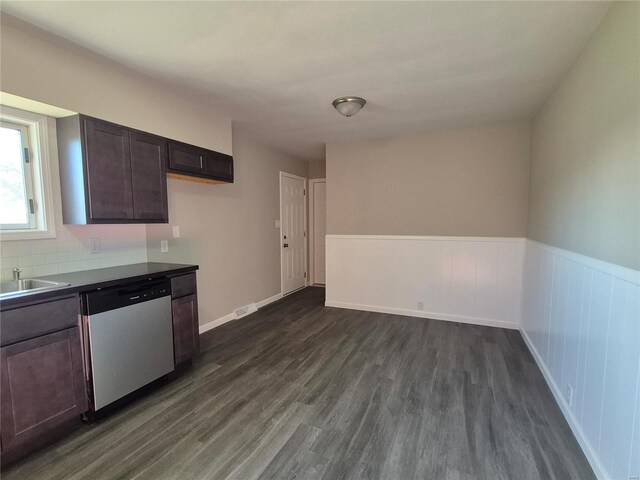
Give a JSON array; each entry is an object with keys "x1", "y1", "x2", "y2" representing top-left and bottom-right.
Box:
[{"x1": 3, "y1": 287, "x2": 594, "y2": 480}]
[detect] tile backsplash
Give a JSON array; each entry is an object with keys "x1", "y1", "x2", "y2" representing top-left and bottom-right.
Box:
[{"x1": 0, "y1": 224, "x2": 147, "y2": 281}]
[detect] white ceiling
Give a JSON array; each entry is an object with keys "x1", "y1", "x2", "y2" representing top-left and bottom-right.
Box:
[{"x1": 2, "y1": 1, "x2": 610, "y2": 161}]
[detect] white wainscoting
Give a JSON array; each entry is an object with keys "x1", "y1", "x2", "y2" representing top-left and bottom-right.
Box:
[
  {"x1": 325, "y1": 235, "x2": 525, "y2": 329},
  {"x1": 521, "y1": 240, "x2": 640, "y2": 480}
]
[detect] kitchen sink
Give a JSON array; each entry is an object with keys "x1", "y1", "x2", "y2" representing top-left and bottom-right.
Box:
[{"x1": 0, "y1": 279, "x2": 71, "y2": 298}]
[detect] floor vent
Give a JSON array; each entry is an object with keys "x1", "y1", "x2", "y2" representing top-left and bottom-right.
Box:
[{"x1": 234, "y1": 303, "x2": 258, "y2": 319}]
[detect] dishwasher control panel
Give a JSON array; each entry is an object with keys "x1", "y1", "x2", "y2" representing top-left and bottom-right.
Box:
[{"x1": 83, "y1": 278, "x2": 171, "y2": 315}]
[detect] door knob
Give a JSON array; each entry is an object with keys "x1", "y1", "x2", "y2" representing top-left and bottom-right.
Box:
[{"x1": 283, "y1": 243, "x2": 289, "y2": 248}]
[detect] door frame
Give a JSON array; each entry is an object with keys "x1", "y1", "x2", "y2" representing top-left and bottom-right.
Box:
[
  {"x1": 309, "y1": 178, "x2": 326, "y2": 286},
  {"x1": 279, "y1": 171, "x2": 308, "y2": 296}
]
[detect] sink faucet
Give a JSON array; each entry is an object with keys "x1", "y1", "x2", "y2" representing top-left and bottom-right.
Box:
[{"x1": 12, "y1": 268, "x2": 22, "y2": 280}]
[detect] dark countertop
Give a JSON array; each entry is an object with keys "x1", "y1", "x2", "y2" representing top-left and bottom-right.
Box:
[{"x1": 0, "y1": 262, "x2": 198, "y2": 310}]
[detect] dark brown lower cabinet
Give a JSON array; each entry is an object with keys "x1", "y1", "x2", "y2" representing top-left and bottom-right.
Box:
[
  {"x1": 1, "y1": 327, "x2": 87, "y2": 464},
  {"x1": 171, "y1": 294, "x2": 199, "y2": 365}
]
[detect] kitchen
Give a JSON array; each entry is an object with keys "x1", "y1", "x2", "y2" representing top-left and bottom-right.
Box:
[{"x1": 1, "y1": 111, "x2": 222, "y2": 462}]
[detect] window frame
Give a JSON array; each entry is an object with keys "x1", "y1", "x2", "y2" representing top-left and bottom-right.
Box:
[
  {"x1": 0, "y1": 106, "x2": 56, "y2": 240},
  {"x1": 0, "y1": 120, "x2": 37, "y2": 230}
]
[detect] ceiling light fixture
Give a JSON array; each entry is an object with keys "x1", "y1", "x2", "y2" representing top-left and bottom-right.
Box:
[{"x1": 332, "y1": 96, "x2": 366, "y2": 117}]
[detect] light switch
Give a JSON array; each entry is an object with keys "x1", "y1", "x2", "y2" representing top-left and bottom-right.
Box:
[
  {"x1": 172, "y1": 226, "x2": 180, "y2": 238},
  {"x1": 275, "y1": 219, "x2": 280, "y2": 228},
  {"x1": 160, "y1": 240, "x2": 168, "y2": 253}
]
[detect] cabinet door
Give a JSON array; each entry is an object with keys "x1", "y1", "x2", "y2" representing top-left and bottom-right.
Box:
[
  {"x1": 168, "y1": 141, "x2": 207, "y2": 175},
  {"x1": 171, "y1": 294, "x2": 199, "y2": 365},
  {"x1": 205, "y1": 151, "x2": 234, "y2": 181},
  {"x1": 82, "y1": 117, "x2": 134, "y2": 220},
  {"x1": 130, "y1": 132, "x2": 168, "y2": 222},
  {"x1": 0, "y1": 328, "x2": 87, "y2": 454}
]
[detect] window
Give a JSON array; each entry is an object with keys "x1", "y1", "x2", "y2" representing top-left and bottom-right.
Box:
[
  {"x1": 0, "y1": 106, "x2": 55, "y2": 239},
  {"x1": 1, "y1": 121, "x2": 36, "y2": 229}
]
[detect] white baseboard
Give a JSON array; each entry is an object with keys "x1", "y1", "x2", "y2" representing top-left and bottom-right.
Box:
[
  {"x1": 521, "y1": 329, "x2": 607, "y2": 480},
  {"x1": 325, "y1": 300, "x2": 519, "y2": 330},
  {"x1": 199, "y1": 312, "x2": 235, "y2": 334},
  {"x1": 256, "y1": 292, "x2": 283, "y2": 309},
  {"x1": 199, "y1": 292, "x2": 284, "y2": 334}
]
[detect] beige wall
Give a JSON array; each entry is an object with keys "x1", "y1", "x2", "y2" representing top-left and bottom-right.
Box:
[
  {"x1": 147, "y1": 130, "x2": 307, "y2": 323},
  {"x1": 0, "y1": 16, "x2": 175, "y2": 279},
  {"x1": 326, "y1": 121, "x2": 531, "y2": 236},
  {"x1": 0, "y1": 15, "x2": 232, "y2": 153},
  {"x1": 308, "y1": 159, "x2": 326, "y2": 179},
  {"x1": 528, "y1": 2, "x2": 640, "y2": 270}
]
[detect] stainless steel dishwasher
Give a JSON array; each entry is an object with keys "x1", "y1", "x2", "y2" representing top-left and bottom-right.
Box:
[{"x1": 81, "y1": 278, "x2": 174, "y2": 413}]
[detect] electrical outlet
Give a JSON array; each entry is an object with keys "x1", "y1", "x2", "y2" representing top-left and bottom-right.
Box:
[
  {"x1": 565, "y1": 383, "x2": 574, "y2": 408},
  {"x1": 89, "y1": 238, "x2": 101, "y2": 254},
  {"x1": 172, "y1": 226, "x2": 180, "y2": 238},
  {"x1": 417, "y1": 301, "x2": 424, "y2": 311},
  {"x1": 160, "y1": 240, "x2": 169, "y2": 253}
]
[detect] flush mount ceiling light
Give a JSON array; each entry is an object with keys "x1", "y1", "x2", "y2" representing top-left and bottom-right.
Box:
[{"x1": 332, "y1": 96, "x2": 367, "y2": 117}]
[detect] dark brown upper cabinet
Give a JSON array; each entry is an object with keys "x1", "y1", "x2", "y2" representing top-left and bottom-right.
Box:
[
  {"x1": 205, "y1": 150, "x2": 234, "y2": 181},
  {"x1": 83, "y1": 118, "x2": 134, "y2": 221},
  {"x1": 167, "y1": 140, "x2": 233, "y2": 183},
  {"x1": 130, "y1": 132, "x2": 168, "y2": 221},
  {"x1": 57, "y1": 115, "x2": 168, "y2": 224},
  {"x1": 167, "y1": 141, "x2": 206, "y2": 175}
]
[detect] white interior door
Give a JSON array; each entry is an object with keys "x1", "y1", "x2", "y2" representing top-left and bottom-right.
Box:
[
  {"x1": 280, "y1": 172, "x2": 307, "y2": 295},
  {"x1": 311, "y1": 180, "x2": 326, "y2": 285}
]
